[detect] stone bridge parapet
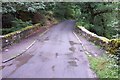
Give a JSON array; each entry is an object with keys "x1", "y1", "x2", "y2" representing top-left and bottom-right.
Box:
[{"x1": 75, "y1": 25, "x2": 120, "y2": 54}]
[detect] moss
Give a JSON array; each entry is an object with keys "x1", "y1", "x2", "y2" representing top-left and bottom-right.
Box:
[
  {"x1": 76, "y1": 25, "x2": 120, "y2": 55},
  {"x1": 21, "y1": 26, "x2": 33, "y2": 31},
  {"x1": 4, "y1": 31, "x2": 17, "y2": 38},
  {"x1": 107, "y1": 39, "x2": 120, "y2": 54},
  {"x1": 100, "y1": 37, "x2": 110, "y2": 42},
  {"x1": 35, "y1": 23, "x2": 41, "y2": 26},
  {"x1": 77, "y1": 26, "x2": 81, "y2": 28},
  {"x1": 3, "y1": 24, "x2": 40, "y2": 38}
]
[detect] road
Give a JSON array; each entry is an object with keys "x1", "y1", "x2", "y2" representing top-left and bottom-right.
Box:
[{"x1": 2, "y1": 20, "x2": 96, "y2": 78}]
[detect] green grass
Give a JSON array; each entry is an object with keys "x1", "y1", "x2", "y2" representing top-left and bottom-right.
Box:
[{"x1": 88, "y1": 54, "x2": 119, "y2": 79}]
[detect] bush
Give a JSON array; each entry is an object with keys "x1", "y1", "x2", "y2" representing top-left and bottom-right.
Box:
[
  {"x1": 2, "y1": 18, "x2": 32, "y2": 35},
  {"x1": 12, "y1": 18, "x2": 32, "y2": 30},
  {"x1": 2, "y1": 28, "x2": 13, "y2": 35},
  {"x1": 11, "y1": 18, "x2": 32, "y2": 32},
  {"x1": 32, "y1": 12, "x2": 46, "y2": 26},
  {"x1": 76, "y1": 21, "x2": 96, "y2": 33}
]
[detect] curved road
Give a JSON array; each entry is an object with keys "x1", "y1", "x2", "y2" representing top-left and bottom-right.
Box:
[{"x1": 2, "y1": 20, "x2": 96, "y2": 78}]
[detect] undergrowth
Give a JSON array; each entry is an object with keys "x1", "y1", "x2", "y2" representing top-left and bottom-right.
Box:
[{"x1": 88, "y1": 54, "x2": 119, "y2": 79}]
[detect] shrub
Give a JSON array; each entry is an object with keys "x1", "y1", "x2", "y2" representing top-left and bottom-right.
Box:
[
  {"x1": 2, "y1": 18, "x2": 32, "y2": 35},
  {"x1": 12, "y1": 18, "x2": 32, "y2": 31}
]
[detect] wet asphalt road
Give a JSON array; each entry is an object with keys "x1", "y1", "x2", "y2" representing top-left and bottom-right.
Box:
[{"x1": 2, "y1": 20, "x2": 96, "y2": 78}]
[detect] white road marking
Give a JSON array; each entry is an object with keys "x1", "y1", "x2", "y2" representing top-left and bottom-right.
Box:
[
  {"x1": 73, "y1": 31, "x2": 93, "y2": 57},
  {"x1": 2, "y1": 29, "x2": 50, "y2": 63}
]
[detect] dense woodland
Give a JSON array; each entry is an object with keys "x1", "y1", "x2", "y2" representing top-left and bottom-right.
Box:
[
  {"x1": 1, "y1": 2, "x2": 120, "y2": 78},
  {"x1": 2, "y1": 2, "x2": 120, "y2": 39}
]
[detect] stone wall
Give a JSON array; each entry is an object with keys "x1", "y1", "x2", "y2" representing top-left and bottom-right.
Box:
[
  {"x1": 1, "y1": 23, "x2": 45, "y2": 49},
  {"x1": 75, "y1": 26, "x2": 120, "y2": 54},
  {"x1": 1, "y1": 19, "x2": 58, "y2": 50}
]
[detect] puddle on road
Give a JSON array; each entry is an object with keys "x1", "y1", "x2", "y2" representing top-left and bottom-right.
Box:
[
  {"x1": 69, "y1": 57, "x2": 79, "y2": 61},
  {"x1": 15, "y1": 54, "x2": 33, "y2": 68},
  {"x1": 52, "y1": 65, "x2": 55, "y2": 71},
  {"x1": 41, "y1": 56, "x2": 50, "y2": 62},
  {"x1": 44, "y1": 37, "x2": 49, "y2": 41},
  {"x1": 0, "y1": 65, "x2": 5, "y2": 70},
  {"x1": 55, "y1": 53, "x2": 58, "y2": 58},
  {"x1": 69, "y1": 41, "x2": 75, "y2": 46},
  {"x1": 68, "y1": 61, "x2": 78, "y2": 67},
  {"x1": 37, "y1": 37, "x2": 49, "y2": 42},
  {"x1": 69, "y1": 47, "x2": 76, "y2": 52},
  {"x1": 80, "y1": 49, "x2": 84, "y2": 52},
  {"x1": 3, "y1": 54, "x2": 33, "y2": 77},
  {"x1": 69, "y1": 41, "x2": 79, "y2": 46},
  {"x1": 58, "y1": 40, "x2": 64, "y2": 43},
  {"x1": 39, "y1": 54, "x2": 51, "y2": 62},
  {"x1": 65, "y1": 52, "x2": 73, "y2": 57}
]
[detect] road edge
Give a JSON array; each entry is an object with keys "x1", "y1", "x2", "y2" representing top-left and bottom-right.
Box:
[
  {"x1": 73, "y1": 31, "x2": 97, "y2": 78},
  {"x1": 73, "y1": 31, "x2": 92, "y2": 57},
  {"x1": 2, "y1": 29, "x2": 50, "y2": 63}
]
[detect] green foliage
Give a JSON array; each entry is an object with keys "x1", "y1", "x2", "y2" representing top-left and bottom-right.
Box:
[
  {"x1": 52, "y1": 3, "x2": 76, "y2": 20},
  {"x1": 77, "y1": 20, "x2": 95, "y2": 32},
  {"x1": 2, "y1": 28, "x2": 13, "y2": 35},
  {"x1": 11, "y1": 18, "x2": 32, "y2": 31},
  {"x1": 3, "y1": 24, "x2": 40, "y2": 38},
  {"x1": 88, "y1": 54, "x2": 119, "y2": 78},
  {"x1": 75, "y1": 2, "x2": 119, "y2": 39},
  {"x1": 2, "y1": 2, "x2": 53, "y2": 34},
  {"x1": 2, "y1": 2, "x2": 119, "y2": 39},
  {"x1": 2, "y1": 2, "x2": 46, "y2": 13},
  {"x1": 2, "y1": 18, "x2": 32, "y2": 35}
]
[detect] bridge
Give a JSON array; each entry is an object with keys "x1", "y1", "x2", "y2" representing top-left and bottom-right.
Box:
[{"x1": 0, "y1": 20, "x2": 119, "y2": 78}]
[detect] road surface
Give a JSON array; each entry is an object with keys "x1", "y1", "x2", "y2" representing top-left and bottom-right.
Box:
[{"x1": 2, "y1": 20, "x2": 96, "y2": 78}]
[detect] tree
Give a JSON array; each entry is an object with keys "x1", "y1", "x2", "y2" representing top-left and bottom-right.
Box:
[
  {"x1": 2, "y1": 2, "x2": 46, "y2": 13},
  {"x1": 75, "y1": 2, "x2": 119, "y2": 39}
]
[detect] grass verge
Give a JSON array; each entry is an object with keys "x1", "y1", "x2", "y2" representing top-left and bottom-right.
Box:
[{"x1": 88, "y1": 54, "x2": 119, "y2": 79}]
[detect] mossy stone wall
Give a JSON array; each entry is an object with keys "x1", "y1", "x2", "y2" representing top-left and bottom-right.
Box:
[
  {"x1": 75, "y1": 26, "x2": 120, "y2": 54},
  {"x1": 1, "y1": 23, "x2": 46, "y2": 50}
]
